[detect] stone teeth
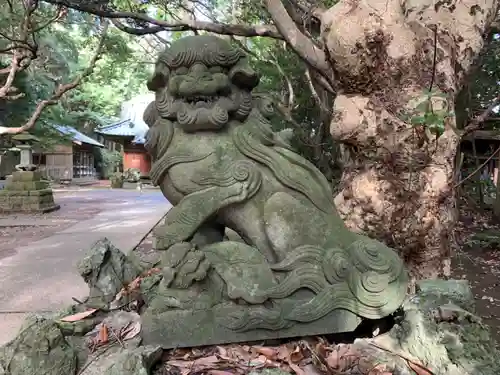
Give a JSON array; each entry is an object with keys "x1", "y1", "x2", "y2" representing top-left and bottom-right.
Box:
[{"x1": 187, "y1": 96, "x2": 217, "y2": 104}]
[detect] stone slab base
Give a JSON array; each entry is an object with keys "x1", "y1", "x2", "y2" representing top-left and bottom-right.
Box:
[
  {"x1": 0, "y1": 171, "x2": 59, "y2": 213},
  {"x1": 141, "y1": 306, "x2": 362, "y2": 349}
]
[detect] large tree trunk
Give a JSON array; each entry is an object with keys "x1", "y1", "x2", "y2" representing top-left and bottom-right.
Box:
[{"x1": 318, "y1": 0, "x2": 499, "y2": 278}]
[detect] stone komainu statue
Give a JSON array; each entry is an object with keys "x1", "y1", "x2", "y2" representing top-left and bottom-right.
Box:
[{"x1": 140, "y1": 35, "x2": 408, "y2": 348}]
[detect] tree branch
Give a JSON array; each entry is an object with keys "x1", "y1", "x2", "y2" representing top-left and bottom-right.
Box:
[
  {"x1": 288, "y1": 0, "x2": 325, "y2": 21},
  {"x1": 42, "y1": 0, "x2": 283, "y2": 39},
  {"x1": 305, "y1": 67, "x2": 330, "y2": 114},
  {"x1": 264, "y1": 0, "x2": 330, "y2": 75},
  {"x1": 110, "y1": 19, "x2": 165, "y2": 35},
  {"x1": 0, "y1": 54, "x2": 23, "y2": 99},
  {"x1": 462, "y1": 93, "x2": 500, "y2": 136},
  {"x1": 0, "y1": 0, "x2": 54, "y2": 99},
  {"x1": 270, "y1": 51, "x2": 295, "y2": 108},
  {"x1": 33, "y1": 5, "x2": 67, "y2": 32},
  {"x1": 0, "y1": 21, "x2": 109, "y2": 135}
]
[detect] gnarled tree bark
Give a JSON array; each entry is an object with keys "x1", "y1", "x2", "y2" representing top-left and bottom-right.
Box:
[
  {"x1": 319, "y1": 0, "x2": 499, "y2": 277},
  {"x1": 265, "y1": 0, "x2": 499, "y2": 277}
]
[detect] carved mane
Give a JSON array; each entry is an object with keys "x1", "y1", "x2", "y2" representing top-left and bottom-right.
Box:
[{"x1": 231, "y1": 110, "x2": 337, "y2": 214}]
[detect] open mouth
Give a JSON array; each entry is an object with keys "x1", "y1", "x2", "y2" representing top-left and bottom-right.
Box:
[{"x1": 186, "y1": 95, "x2": 218, "y2": 104}]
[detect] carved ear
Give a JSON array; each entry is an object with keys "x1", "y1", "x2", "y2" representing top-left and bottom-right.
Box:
[
  {"x1": 143, "y1": 102, "x2": 158, "y2": 127},
  {"x1": 229, "y1": 59, "x2": 260, "y2": 90},
  {"x1": 147, "y1": 63, "x2": 170, "y2": 91},
  {"x1": 147, "y1": 73, "x2": 167, "y2": 92}
]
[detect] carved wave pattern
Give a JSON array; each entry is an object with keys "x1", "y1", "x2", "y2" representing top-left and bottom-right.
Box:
[
  {"x1": 177, "y1": 103, "x2": 229, "y2": 130},
  {"x1": 156, "y1": 89, "x2": 179, "y2": 119},
  {"x1": 232, "y1": 125, "x2": 336, "y2": 214},
  {"x1": 158, "y1": 36, "x2": 245, "y2": 69},
  {"x1": 270, "y1": 245, "x2": 322, "y2": 271},
  {"x1": 223, "y1": 239, "x2": 407, "y2": 330},
  {"x1": 150, "y1": 151, "x2": 213, "y2": 186},
  {"x1": 143, "y1": 101, "x2": 159, "y2": 127},
  {"x1": 145, "y1": 118, "x2": 174, "y2": 161},
  {"x1": 290, "y1": 239, "x2": 405, "y2": 322},
  {"x1": 193, "y1": 160, "x2": 262, "y2": 197},
  {"x1": 263, "y1": 265, "x2": 328, "y2": 298},
  {"x1": 234, "y1": 91, "x2": 253, "y2": 119},
  {"x1": 221, "y1": 304, "x2": 293, "y2": 332}
]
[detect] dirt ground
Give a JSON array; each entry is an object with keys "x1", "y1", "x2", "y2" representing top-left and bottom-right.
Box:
[{"x1": 452, "y1": 201, "x2": 500, "y2": 344}]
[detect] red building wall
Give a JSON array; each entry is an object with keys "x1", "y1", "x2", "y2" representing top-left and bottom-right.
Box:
[
  {"x1": 123, "y1": 141, "x2": 151, "y2": 176},
  {"x1": 123, "y1": 152, "x2": 150, "y2": 176}
]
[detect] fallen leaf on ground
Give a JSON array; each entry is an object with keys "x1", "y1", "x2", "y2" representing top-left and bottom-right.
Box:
[
  {"x1": 253, "y1": 345, "x2": 277, "y2": 360},
  {"x1": 302, "y1": 364, "x2": 323, "y2": 375},
  {"x1": 326, "y1": 344, "x2": 359, "y2": 371},
  {"x1": 407, "y1": 360, "x2": 434, "y2": 375},
  {"x1": 216, "y1": 346, "x2": 229, "y2": 359},
  {"x1": 289, "y1": 345, "x2": 304, "y2": 363},
  {"x1": 276, "y1": 344, "x2": 292, "y2": 361},
  {"x1": 98, "y1": 324, "x2": 109, "y2": 344},
  {"x1": 60, "y1": 308, "x2": 97, "y2": 322},
  {"x1": 120, "y1": 321, "x2": 141, "y2": 340},
  {"x1": 289, "y1": 361, "x2": 306, "y2": 375},
  {"x1": 368, "y1": 363, "x2": 393, "y2": 375},
  {"x1": 227, "y1": 345, "x2": 252, "y2": 362},
  {"x1": 314, "y1": 342, "x2": 328, "y2": 359},
  {"x1": 167, "y1": 354, "x2": 221, "y2": 370}
]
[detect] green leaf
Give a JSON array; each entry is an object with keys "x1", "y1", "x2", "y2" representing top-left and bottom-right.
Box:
[
  {"x1": 415, "y1": 101, "x2": 429, "y2": 113},
  {"x1": 410, "y1": 116, "x2": 427, "y2": 125}
]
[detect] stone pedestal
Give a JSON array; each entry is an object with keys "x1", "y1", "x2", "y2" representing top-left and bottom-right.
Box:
[{"x1": 0, "y1": 171, "x2": 59, "y2": 213}]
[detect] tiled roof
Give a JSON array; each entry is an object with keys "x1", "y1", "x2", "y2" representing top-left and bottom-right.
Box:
[
  {"x1": 96, "y1": 94, "x2": 153, "y2": 139},
  {"x1": 95, "y1": 119, "x2": 139, "y2": 137},
  {"x1": 53, "y1": 125, "x2": 104, "y2": 148},
  {"x1": 132, "y1": 134, "x2": 146, "y2": 144}
]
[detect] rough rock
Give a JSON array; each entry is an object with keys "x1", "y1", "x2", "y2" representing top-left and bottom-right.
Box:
[
  {"x1": 78, "y1": 341, "x2": 145, "y2": 375},
  {"x1": 76, "y1": 311, "x2": 147, "y2": 375},
  {"x1": 103, "y1": 346, "x2": 162, "y2": 375},
  {"x1": 139, "y1": 274, "x2": 162, "y2": 305},
  {"x1": 416, "y1": 279, "x2": 475, "y2": 312},
  {"x1": 354, "y1": 279, "x2": 500, "y2": 375},
  {"x1": 0, "y1": 316, "x2": 78, "y2": 375},
  {"x1": 77, "y1": 238, "x2": 141, "y2": 308}
]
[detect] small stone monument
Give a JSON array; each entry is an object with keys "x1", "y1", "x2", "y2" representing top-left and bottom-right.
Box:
[{"x1": 0, "y1": 132, "x2": 59, "y2": 213}]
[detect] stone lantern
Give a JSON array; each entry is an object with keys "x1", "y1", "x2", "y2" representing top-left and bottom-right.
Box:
[
  {"x1": 12, "y1": 132, "x2": 40, "y2": 171},
  {"x1": 0, "y1": 132, "x2": 59, "y2": 213}
]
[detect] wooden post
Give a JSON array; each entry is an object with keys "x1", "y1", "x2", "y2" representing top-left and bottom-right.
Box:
[
  {"x1": 454, "y1": 151, "x2": 464, "y2": 200},
  {"x1": 472, "y1": 138, "x2": 484, "y2": 206},
  {"x1": 494, "y1": 151, "x2": 500, "y2": 219}
]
